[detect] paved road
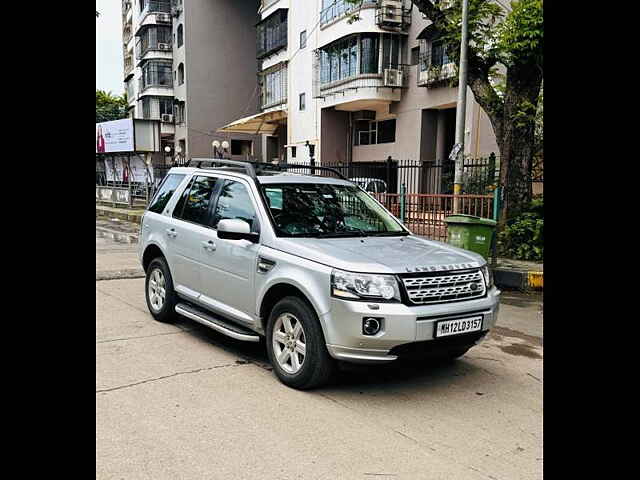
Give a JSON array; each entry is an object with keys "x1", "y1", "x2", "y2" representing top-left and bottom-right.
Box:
[{"x1": 96, "y1": 218, "x2": 542, "y2": 480}]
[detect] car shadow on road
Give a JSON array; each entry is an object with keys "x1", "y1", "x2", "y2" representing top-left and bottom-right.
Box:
[{"x1": 179, "y1": 317, "x2": 490, "y2": 393}]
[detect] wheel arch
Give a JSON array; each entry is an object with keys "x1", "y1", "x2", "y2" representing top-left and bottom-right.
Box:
[
  {"x1": 259, "y1": 282, "x2": 326, "y2": 338},
  {"x1": 142, "y1": 242, "x2": 166, "y2": 273}
]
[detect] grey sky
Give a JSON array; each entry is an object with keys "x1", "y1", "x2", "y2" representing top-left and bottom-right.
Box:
[{"x1": 96, "y1": 0, "x2": 124, "y2": 95}]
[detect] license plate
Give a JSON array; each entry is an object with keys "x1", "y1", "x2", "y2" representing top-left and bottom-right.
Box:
[{"x1": 435, "y1": 316, "x2": 483, "y2": 338}]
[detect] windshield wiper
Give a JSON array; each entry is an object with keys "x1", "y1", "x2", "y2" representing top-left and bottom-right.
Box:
[
  {"x1": 315, "y1": 230, "x2": 367, "y2": 238},
  {"x1": 367, "y1": 231, "x2": 410, "y2": 236}
]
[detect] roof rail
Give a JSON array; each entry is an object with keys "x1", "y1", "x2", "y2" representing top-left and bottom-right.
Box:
[
  {"x1": 188, "y1": 158, "x2": 257, "y2": 180},
  {"x1": 269, "y1": 163, "x2": 349, "y2": 181}
]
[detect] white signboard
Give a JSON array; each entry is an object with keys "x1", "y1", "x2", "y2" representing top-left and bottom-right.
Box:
[{"x1": 96, "y1": 118, "x2": 134, "y2": 153}]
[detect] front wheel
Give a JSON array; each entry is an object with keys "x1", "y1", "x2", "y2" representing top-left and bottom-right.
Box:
[{"x1": 266, "y1": 296, "x2": 335, "y2": 390}]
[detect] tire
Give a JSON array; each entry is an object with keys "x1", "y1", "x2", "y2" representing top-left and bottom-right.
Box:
[
  {"x1": 266, "y1": 296, "x2": 335, "y2": 390},
  {"x1": 145, "y1": 257, "x2": 179, "y2": 323}
]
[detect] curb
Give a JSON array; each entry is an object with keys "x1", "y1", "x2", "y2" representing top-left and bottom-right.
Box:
[
  {"x1": 96, "y1": 205, "x2": 144, "y2": 225},
  {"x1": 493, "y1": 268, "x2": 543, "y2": 291}
]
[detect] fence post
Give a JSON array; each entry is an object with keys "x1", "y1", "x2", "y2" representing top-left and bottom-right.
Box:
[
  {"x1": 386, "y1": 156, "x2": 392, "y2": 192},
  {"x1": 490, "y1": 185, "x2": 501, "y2": 269},
  {"x1": 400, "y1": 183, "x2": 406, "y2": 223}
]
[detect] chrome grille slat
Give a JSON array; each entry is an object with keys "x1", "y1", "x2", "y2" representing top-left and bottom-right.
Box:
[{"x1": 402, "y1": 270, "x2": 485, "y2": 305}]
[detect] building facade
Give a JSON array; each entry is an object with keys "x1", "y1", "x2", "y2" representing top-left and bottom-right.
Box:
[
  {"x1": 121, "y1": 0, "x2": 262, "y2": 165},
  {"x1": 219, "y1": 0, "x2": 499, "y2": 170}
]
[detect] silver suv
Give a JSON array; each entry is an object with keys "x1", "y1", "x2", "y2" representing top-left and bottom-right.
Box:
[{"x1": 139, "y1": 160, "x2": 500, "y2": 389}]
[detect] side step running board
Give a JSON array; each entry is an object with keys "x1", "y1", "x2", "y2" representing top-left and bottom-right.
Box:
[{"x1": 175, "y1": 303, "x2": 260, "y2": 342}]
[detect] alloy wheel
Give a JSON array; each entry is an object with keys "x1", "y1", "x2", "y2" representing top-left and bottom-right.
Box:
[{"x1": 272, "y1": 313, "x2": 306, "y2": 374}]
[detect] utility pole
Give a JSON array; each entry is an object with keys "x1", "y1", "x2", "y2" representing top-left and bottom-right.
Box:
[{"x1": 453, "y1": 0, "x2": 469, "y2": 213}]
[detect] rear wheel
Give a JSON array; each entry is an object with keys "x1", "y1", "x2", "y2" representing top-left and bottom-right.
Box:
[
  {"x1": 266, "y1": 296, "x2": 335, "y2": 390},
  {"x1": 145, "y1": 257, "x2": 178, "y2": 323}
]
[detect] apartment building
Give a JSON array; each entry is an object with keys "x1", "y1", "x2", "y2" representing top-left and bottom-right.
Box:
[
  {"x1": 219, "y1": 0, "x2": 499, "y2": 170},
  {"x1": 121, "y1": 0, "x2": 262, "y2": 164}
]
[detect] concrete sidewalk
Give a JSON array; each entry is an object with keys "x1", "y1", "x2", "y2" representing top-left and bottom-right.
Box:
[{"x1": 96, "y1": 204, "x2": 145, "y2": 224}]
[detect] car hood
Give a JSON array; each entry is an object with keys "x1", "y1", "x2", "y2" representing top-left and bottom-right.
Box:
[{"x1": 267, "y1": 235, "x2": 485, "y2": 274}]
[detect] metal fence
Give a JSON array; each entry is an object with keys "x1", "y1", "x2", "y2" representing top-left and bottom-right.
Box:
[{"x1": 280, "y1": 157, "x2": 498, "y2": 242}]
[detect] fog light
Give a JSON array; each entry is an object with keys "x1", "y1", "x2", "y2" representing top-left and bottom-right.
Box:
[{"x1": 362, "y1": 317, "x2": 382, "y2": 336}]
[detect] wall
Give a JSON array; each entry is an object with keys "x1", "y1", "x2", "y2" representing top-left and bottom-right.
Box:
[{"x1": 184, "y1": 0, "x2": 262, "y2": 160}]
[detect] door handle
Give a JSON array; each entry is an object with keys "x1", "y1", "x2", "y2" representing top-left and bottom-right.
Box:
[
  {"x1": 166, "y1": 228, "x2": 177, "y2": 238},
  {"x1": 202, "y1": 240, "x2": 216, "y2": 252}
]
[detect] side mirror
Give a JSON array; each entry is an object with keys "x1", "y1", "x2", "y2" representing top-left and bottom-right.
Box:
[{"x1": 217, "y1": 219, "x2": 259, "y2": 243}]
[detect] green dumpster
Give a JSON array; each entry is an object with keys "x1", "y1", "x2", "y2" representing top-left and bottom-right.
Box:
[{"x1": 445, "y1": 214, "x2": 497, "y2": 260}]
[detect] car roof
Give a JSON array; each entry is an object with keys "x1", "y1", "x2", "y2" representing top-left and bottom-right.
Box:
[{"x1": 165, "y1": 167, "x2": 354, "y2": 186}]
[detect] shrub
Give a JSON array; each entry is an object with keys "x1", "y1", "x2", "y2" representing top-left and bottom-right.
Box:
[{"x1": 497, "y1": 197, "x2": 543, "y2": 261}]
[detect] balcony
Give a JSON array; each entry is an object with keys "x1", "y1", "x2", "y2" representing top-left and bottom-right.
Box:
[
  {"x1": 320, "y1": 0, "x2": 377, "y2": 27},
  {"x1": 417, "y1": 51, "x2": 458, "y2": 88},
  {"x1": 256, "y1": 9, "x2": 287, "y2": 59},
  {"x1": 138, "y1": 62, "x2": 173, "y2": 96}
]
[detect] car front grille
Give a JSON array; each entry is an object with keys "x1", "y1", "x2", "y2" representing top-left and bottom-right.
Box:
[{"x1": 400, "y1": 269, "x2": 486, "y2": 305}]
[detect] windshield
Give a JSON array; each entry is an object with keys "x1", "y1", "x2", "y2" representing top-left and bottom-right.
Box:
[{"x1": 262, "y1": 183, "x2": 407, "y2": 237}]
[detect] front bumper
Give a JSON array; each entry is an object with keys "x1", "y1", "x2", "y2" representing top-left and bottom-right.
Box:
[{"x1": 322, "y1": 287, "x2": 501, "y2": 364}]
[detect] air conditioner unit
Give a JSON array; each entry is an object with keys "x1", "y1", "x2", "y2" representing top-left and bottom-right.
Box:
[
  {"x1": 156, "y1": 13, "x2": 171, "y2": 23},
  {"x1": 161, "y1": 114, "x2": 174, "y2": 123},
  {"x1": 158, "y1": 43, "x2": 171, "y2": 51},
  {"x1": 381, "y1": 0, "x2": 403, "y2": 23},
  {"x1": 383, "y1": 68, "x2": 403, "y2": 87}
]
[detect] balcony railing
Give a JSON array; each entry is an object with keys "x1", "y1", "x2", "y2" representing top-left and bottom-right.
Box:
[
  {"x1": 320, "y1": 0, "x2": 377, "y2": 26},
  {"x1": 417, "y1": 51, "x2": 458, "y2": 87},
  {"x1": 313, "y1": 63, "x2": 408, "y2": 99}
]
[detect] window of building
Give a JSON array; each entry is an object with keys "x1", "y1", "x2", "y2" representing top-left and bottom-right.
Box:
[
  {"x1": 431, "y1": 39, "x2": 451, "y2": 67},
  {"x1": 260, "y1": 63, "x2": 287, "y2": 109},
  {"x1": 159, "y1": 97, "x2": 173, "y2": 116},
  {"x1": 320, "y1": 35, "x2": 357, "y2": 84},
  {"x1": 360, "y1": 33, "x2": 379, "y2": 75},
  {"x1": 141, "y1": 60, "x2": 172, "y2": 88},
  {"x1": 177, "y1": 24, "x2": 183, "y2": 48},
  {"x1": 174, "y1": 176, "x2": 218, "y2": 226},
  {"x1": 137, "y1": 25, "x2": 172, "y2": 57},
  {"x1": 300, "y1": 30, "x2": 307, "y2": 49},
  {"x1": 256, "y1": 9, "x2": 288, "y2": 58},
  {"x1": 411, "y1": 46, "x2": 420, "y2": 66},
  {"x1": 178, "y1": 63, "x2": 184, "y2": 85},
  {"x1": 299, "y1": 93, "x2": 305, "y2": 111},
  {"x1": 381, "y1": 33, "x2": 402, "y2": 70},
  {"x1": 211, "y1": 180, "x2": 258, "y2": 232},
  {"x1": 291, "y1": 146, "x2": 297, "y2": 158},
  {"x1": 148, "y1": 174, "x2": 185, "y2": 214},
  {"x1": 174, "y1": 101, "x2": 185, "y2": 124},
  {"x1": 231, "y1": 140, "x2": 253, "y2": 156},
  {"x1": 354, "y1": 119, "x2": 396, "y2": 146}
]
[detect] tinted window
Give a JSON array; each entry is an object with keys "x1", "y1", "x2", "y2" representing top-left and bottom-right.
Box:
[
  {"x1": 148, "y1": 174, "x2": 185, "y2": 214},
  {"x1": 378, "y1": 119, "x2": 396, "y2": 144},
  {"x1": 176, "y1": 175, "x2": 217, "y2": 226},
  {"x1": 211, "y1": 180, "x2": 258, "y2": 232}
]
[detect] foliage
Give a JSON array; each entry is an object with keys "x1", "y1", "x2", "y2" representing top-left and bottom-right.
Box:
[
  {"x1": 497, "y1": 196, "x2": 543, "y2": 261},
  {"x1": 96, "y1": 90, "x2": 128, "y2": 123}
]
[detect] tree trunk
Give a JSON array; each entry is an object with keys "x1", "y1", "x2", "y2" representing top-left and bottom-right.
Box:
[{"x1": 497, "y1": 61, "x2": 542, "y2": 227}]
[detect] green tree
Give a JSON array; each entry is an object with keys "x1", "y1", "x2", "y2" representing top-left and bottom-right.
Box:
[
  {"x1": 347, "y1": 0, "x2": 543, "y2": 223},
  {"x1": 96, "y1": 90, "x2": 128, "y2": 123}
]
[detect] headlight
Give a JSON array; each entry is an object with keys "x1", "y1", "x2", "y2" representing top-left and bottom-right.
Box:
[
  {"x1": 331, "y1": 269, "x2": 401, "y2": 302},
  {"x1": 481, "y1": 265, "x2": 494, "y2": 289}
]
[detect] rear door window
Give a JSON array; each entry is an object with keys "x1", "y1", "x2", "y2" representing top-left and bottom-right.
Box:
[
  {"x1": 173, "y1": 175, "x2": 218, "y2": 226},
  {"x1": 148, "y1": 174, "x2": 186, "y2": 214}
]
